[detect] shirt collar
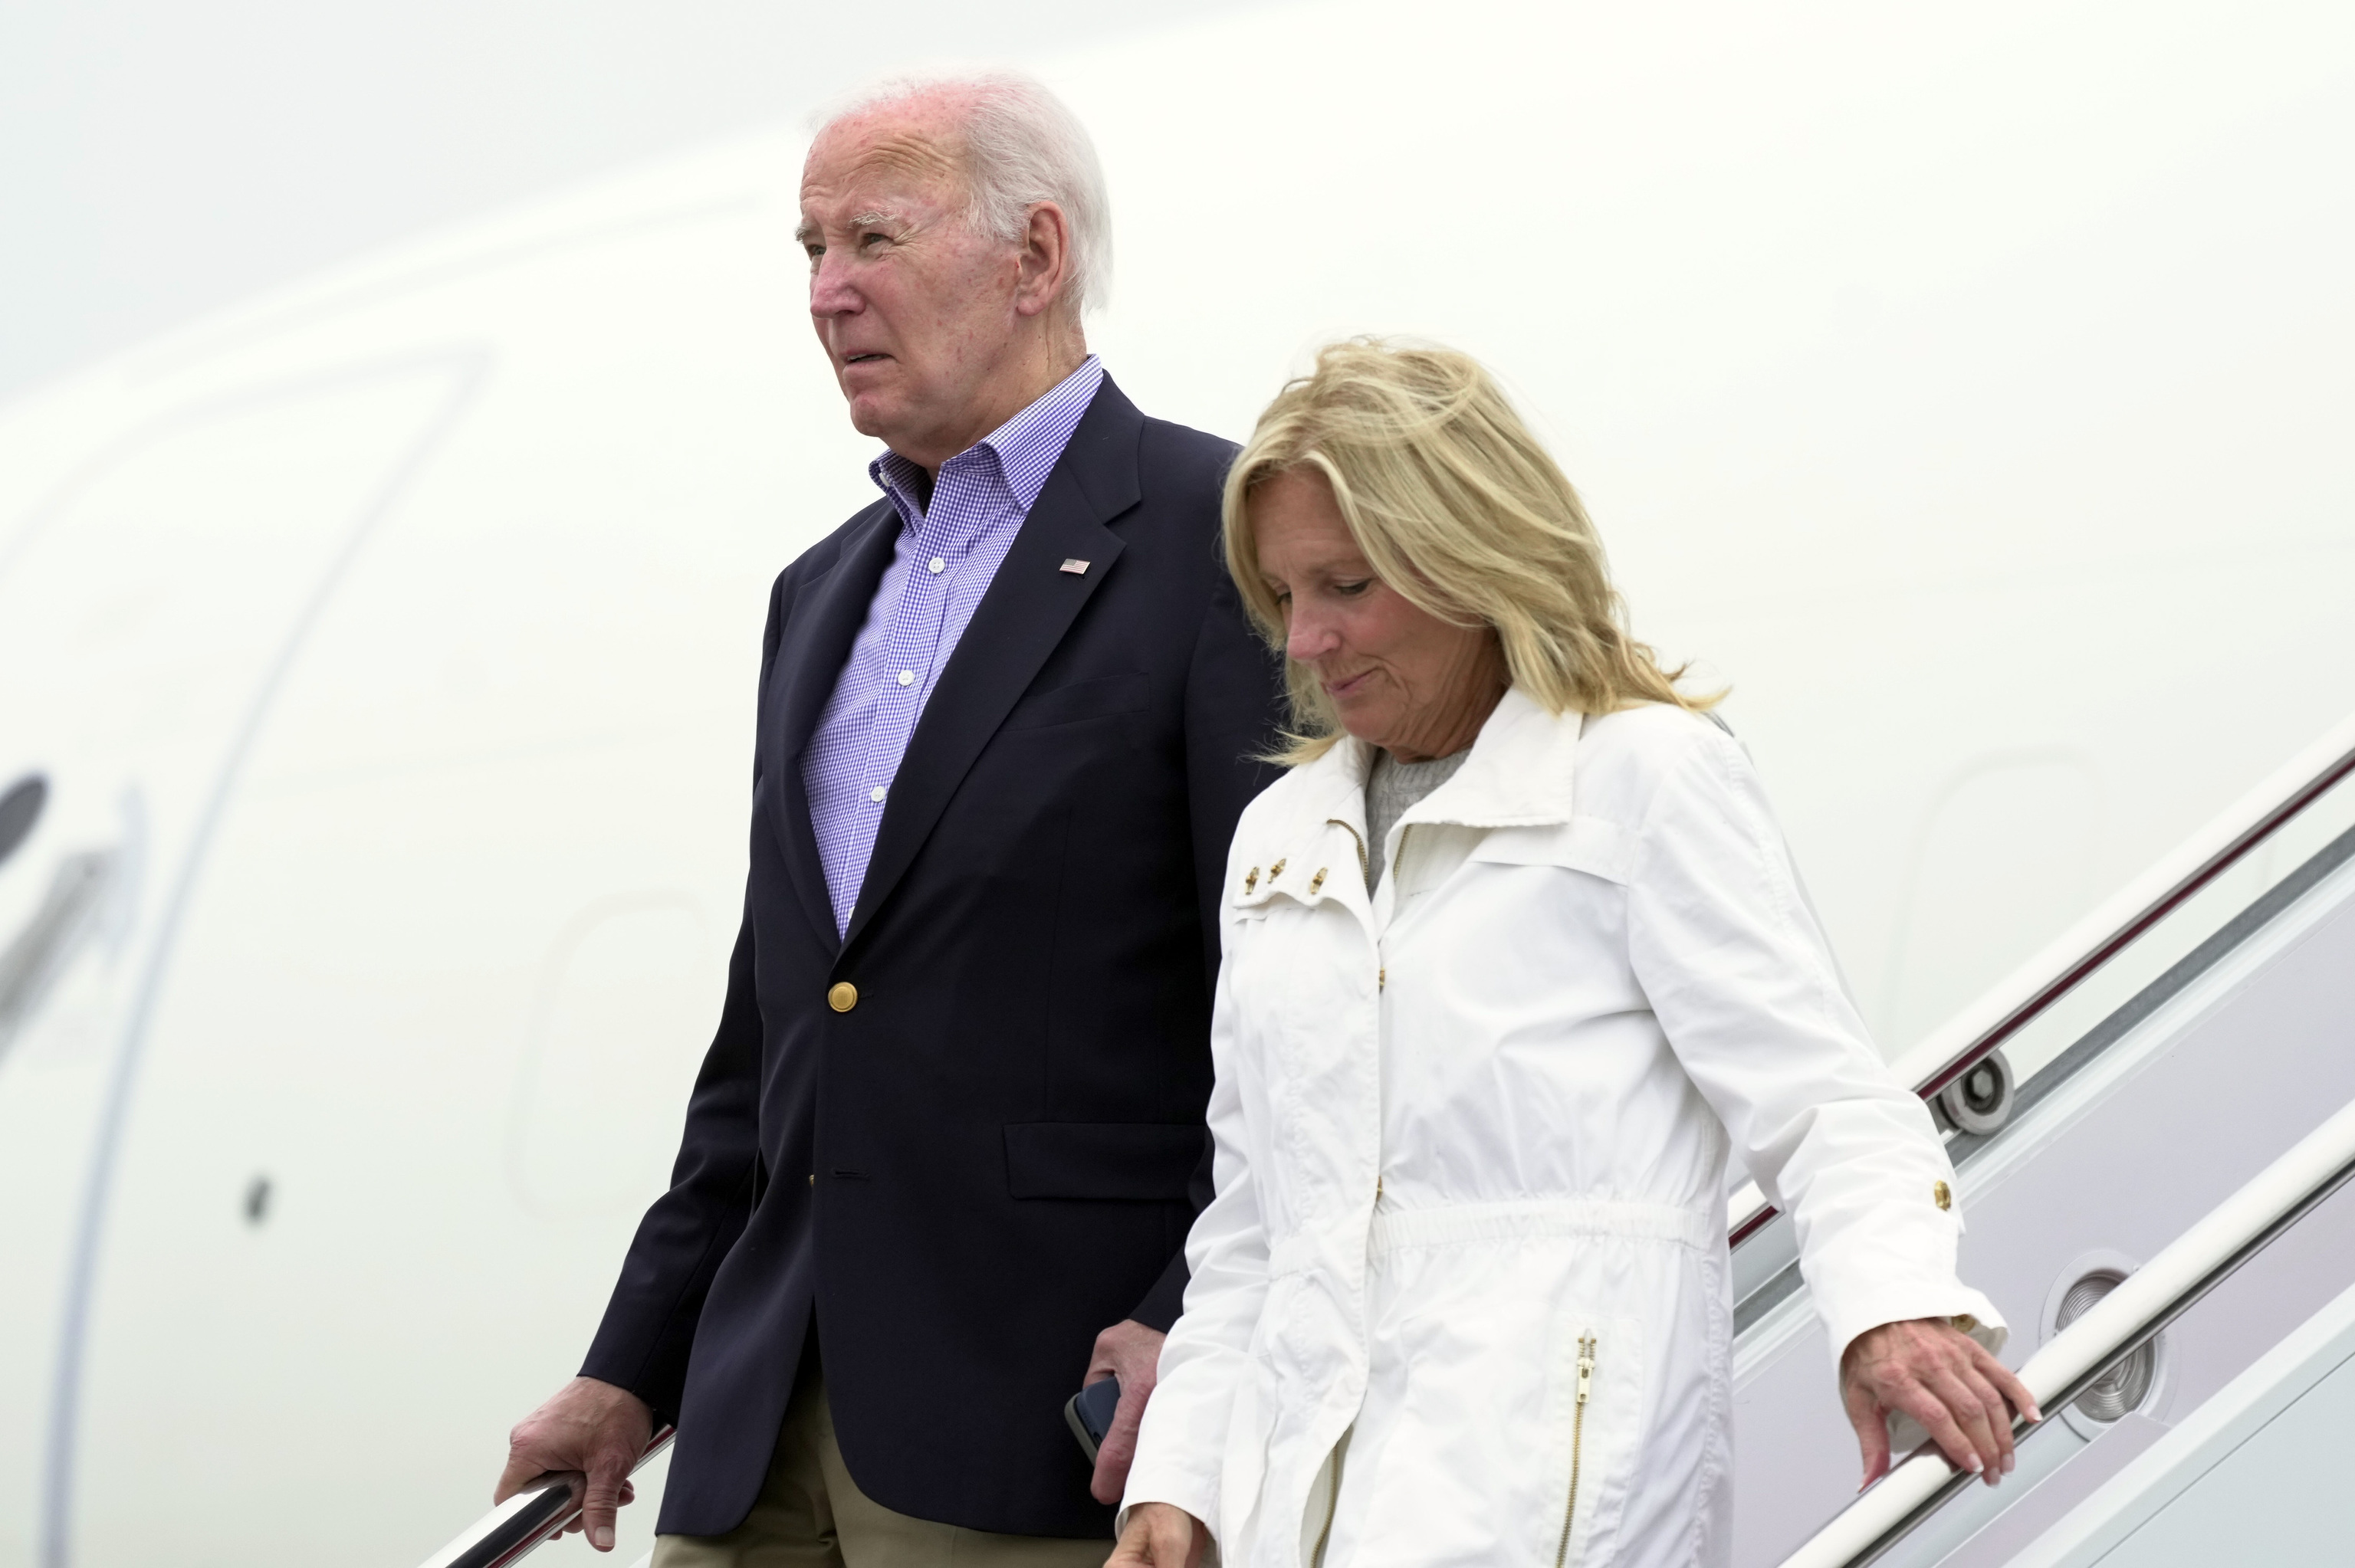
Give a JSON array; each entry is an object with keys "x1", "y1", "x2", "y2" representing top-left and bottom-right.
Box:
[{"x1": 868, "y1": 354, "x2": 1106, "y2": 523}]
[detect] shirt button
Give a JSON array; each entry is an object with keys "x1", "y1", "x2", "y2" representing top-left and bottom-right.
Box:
[
  {"x1": 928, "y1": 556, "x2": 945, "y2": 574},
  {"x1": 869, "y1": 786, "x2": 887, "y2": 803},
  {"x1": 898, "y1": 670, "x2": 914, "y2": 686}
]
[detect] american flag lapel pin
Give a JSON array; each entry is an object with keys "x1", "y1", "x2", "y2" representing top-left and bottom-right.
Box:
[{"x1": 1059, "y1": 558, "x2": 1092, "y2": 575}]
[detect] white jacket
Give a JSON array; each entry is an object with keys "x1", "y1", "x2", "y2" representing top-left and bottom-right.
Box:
[{"x1": 1123, "y1": 691, "x2": 2003, "y2": 1568}]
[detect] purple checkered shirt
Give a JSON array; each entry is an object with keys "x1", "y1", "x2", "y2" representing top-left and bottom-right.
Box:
[{"x1": 802, "y1": 355, "x2": 1106, "y2": 940}]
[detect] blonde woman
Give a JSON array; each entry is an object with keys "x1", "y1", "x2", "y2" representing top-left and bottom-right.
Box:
[{"x1": 1109, "y1": 341, "x2": 2035, "y2": 1568}]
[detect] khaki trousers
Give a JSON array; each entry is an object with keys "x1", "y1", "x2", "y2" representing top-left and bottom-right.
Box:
[{"x1": 651, "y1": 1360, "x2": 1112, "y2": 1568}]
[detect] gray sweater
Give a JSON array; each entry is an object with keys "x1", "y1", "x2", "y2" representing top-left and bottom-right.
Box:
[{"x1": 1365, "y1": 746, "x2": 1471, "y2": 891}]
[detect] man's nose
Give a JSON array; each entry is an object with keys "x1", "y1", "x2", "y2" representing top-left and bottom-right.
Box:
[{"x1": 808, "y1": 251, "x2": 861, "y2": 317}]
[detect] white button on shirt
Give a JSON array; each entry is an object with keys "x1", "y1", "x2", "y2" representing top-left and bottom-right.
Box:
[{"x1": 869, "y1": 786, "x2": 887, "y2": 803}]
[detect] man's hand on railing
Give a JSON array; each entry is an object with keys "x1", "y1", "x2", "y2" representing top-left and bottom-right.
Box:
[
  {"x1": 1839, "y1": 1319, "x2": 2041, "y2": 1491},
  {"x1": 496, "y1": 1375, "x2": 655, "y2": 1553}
]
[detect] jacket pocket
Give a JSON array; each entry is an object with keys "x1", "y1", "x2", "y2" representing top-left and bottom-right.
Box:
[
  {"x1": 1547, "y1": 1310, "x2": 1646, "y2": 1568},
  {"x1": 998, "y1": 672, "x2": 1151, "y2": 733},
  {"x1": 1003, "y1": 1121, "x2": 1205, "y2": 1200}
]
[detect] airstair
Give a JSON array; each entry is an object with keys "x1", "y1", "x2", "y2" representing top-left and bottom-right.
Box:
[
  {"x1": 1736, "y1": 711, "x2": 2355, "y2": 1567},
  {"x1": 413, "y1": 715, "x2": 2355, "y2": 1568}
]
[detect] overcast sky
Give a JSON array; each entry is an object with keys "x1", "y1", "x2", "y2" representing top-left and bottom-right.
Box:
[{"x1": 0, "y1": 0, "x2": 1278, "y2": 408}]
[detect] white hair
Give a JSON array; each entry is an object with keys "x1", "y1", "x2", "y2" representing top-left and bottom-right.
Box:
[{"x1": 813, "y1": 69, "x2": 1112, "y2": 316}]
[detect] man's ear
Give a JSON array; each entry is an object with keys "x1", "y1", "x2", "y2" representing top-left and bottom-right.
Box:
[{"x1": 1013, "y1": 201, "x2": 1074, "y2": 320}]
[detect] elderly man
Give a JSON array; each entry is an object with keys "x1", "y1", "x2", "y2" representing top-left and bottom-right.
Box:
[{"x1": 492, "y1": 69, "x2": 1281, "y2": 1565}]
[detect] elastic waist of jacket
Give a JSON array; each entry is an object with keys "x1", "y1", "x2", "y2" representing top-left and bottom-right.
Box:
[
  {"x1": 1266, "y1": 1197, "x2": 1715, "y2": 1278},
  {"x1": 1367, "y1": 1196, "x2": 1715, "y2": 1256}
]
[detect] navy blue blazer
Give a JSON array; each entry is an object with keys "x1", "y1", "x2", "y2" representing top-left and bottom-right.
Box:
[{"x1": 580, "y1": 378, "x2": 1286, "y2": 1538}]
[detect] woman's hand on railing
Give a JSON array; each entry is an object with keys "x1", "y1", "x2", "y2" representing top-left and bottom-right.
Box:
[
  {"x1": 1108, "y1": 1502, "x2": 1207, "y2": 1568},
  {"x1": 495, "y1": 1376, "x2": 655, "y2": 1552},
  {"x1": 1839, "y1": 1319, "x2": 2041, "y2": 1491}
]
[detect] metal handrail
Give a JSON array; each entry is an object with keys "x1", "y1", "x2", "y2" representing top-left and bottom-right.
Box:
[
  {"x1": 1775, "y1": 1087, "x2": 2355, "y2": 1568},
  {"x1": 1730, "y1": 710, "x2": 2355, "y2": 1245},
  {"x1": 418, "y1": 1427, "x2": 675, "y2": 1568}
]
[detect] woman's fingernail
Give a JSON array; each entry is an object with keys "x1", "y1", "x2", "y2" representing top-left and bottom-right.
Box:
[
  {"x1": 1966, "y1": 1455, "x2": 1983, "y2": 1473},
  {"x1": 593, "y1": 1526, "x2": 613, "y2": 1550},
  {"x1": 2003, "y1": 1452, "x2": 2015, "y2": 1475}
]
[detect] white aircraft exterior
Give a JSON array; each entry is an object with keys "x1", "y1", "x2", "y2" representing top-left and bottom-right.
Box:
[{"x1": 2, "y1": 3, "x2": 2351, "y2": 1563}]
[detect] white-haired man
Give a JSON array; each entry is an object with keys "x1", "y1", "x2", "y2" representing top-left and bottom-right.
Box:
[{"x1": 492, "y1": 70, "x2": 1282, "y2": 1566}]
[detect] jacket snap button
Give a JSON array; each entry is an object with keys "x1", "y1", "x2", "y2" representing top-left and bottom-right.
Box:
[
  {"x1": 828, "y1": 982, "x2": 859, "y2": 1012},
  {"x1": 1933, "y1": 1180, "x2": 1952, "y2": 1211},
  {"x1": 1309, "y1": 868, "x2": 1328, "y2": 894},
  {"x1": 1244, "y1": 867, "x2": 1260, "y2": 893},
  {"x1": 1270, "y1": 858, "x2": 1287, "y2": 879}
]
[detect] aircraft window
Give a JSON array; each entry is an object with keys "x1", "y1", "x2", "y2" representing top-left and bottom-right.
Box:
[{"x1": 0, "y1": 774, "x2": 44, "y2": 871}]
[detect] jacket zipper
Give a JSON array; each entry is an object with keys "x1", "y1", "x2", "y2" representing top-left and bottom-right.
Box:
[
  {"x1": 1553, "y1": 1333, "x2": 1598, "y2": 1568},
  {"x1": 1325, "y1": 818, "x2": 1371, "y2": 888}
]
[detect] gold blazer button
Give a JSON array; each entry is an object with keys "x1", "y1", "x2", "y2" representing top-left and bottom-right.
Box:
[
  {"x1": 1933, "y1": 1180, "x2": 1952, "y2": 1211},
  {"x1": 827, "y1": 982, "x2": 859, "y2": 1013}
]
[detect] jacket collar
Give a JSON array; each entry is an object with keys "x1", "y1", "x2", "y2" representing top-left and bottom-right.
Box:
[
  {"x1": 1280, "y1": 685, "x2": 1581, "y2": 838},
  {"x1": 1233, "y1": 688, "x2": 1581, "y2": 927},
  {"x1": 762, "y1": 375, "x2": 1145, "y2": 955},
  {"x1": 766, "y1": 501, "x2": 903, "y2": 948},
  {"x1": 837, "y1": 375, "x2": 1144, "y2": 954}
]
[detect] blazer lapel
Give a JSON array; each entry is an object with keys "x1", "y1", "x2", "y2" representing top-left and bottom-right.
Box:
[
  {"x1": 839, "y1": 379, "x2": 1146, "y2": 953},
  {"x1": 765, "y1": 499, "x2": 901, "y2": 948}
]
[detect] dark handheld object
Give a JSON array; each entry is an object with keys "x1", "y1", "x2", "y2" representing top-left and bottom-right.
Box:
[{"x1": 1064, "y1": 1376, "x2": 1122, "y2": 1464}]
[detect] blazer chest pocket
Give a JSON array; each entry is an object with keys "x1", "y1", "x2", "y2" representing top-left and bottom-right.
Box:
[
  {"x1": 998, "y1": 673, "x2": 1151, "y2": 733},
  {"x1": 1003, "y1": 1121, "x2": 1204, "y2": 1200}
]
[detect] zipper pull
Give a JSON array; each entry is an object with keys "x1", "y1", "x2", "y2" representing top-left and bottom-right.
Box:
[{"x1": 1576, "y1": 1333, "x2": 1596, "y2": 1406}]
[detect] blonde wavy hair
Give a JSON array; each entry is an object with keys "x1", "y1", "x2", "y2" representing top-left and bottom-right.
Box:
[{"x1": 1223, "y1": 338, "x2": 1720, "y2": 765}]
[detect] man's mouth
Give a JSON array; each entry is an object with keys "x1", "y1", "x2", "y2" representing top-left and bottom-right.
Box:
[{"x1": 843, "y1": 352, "x2": 889, "y2": 366}]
